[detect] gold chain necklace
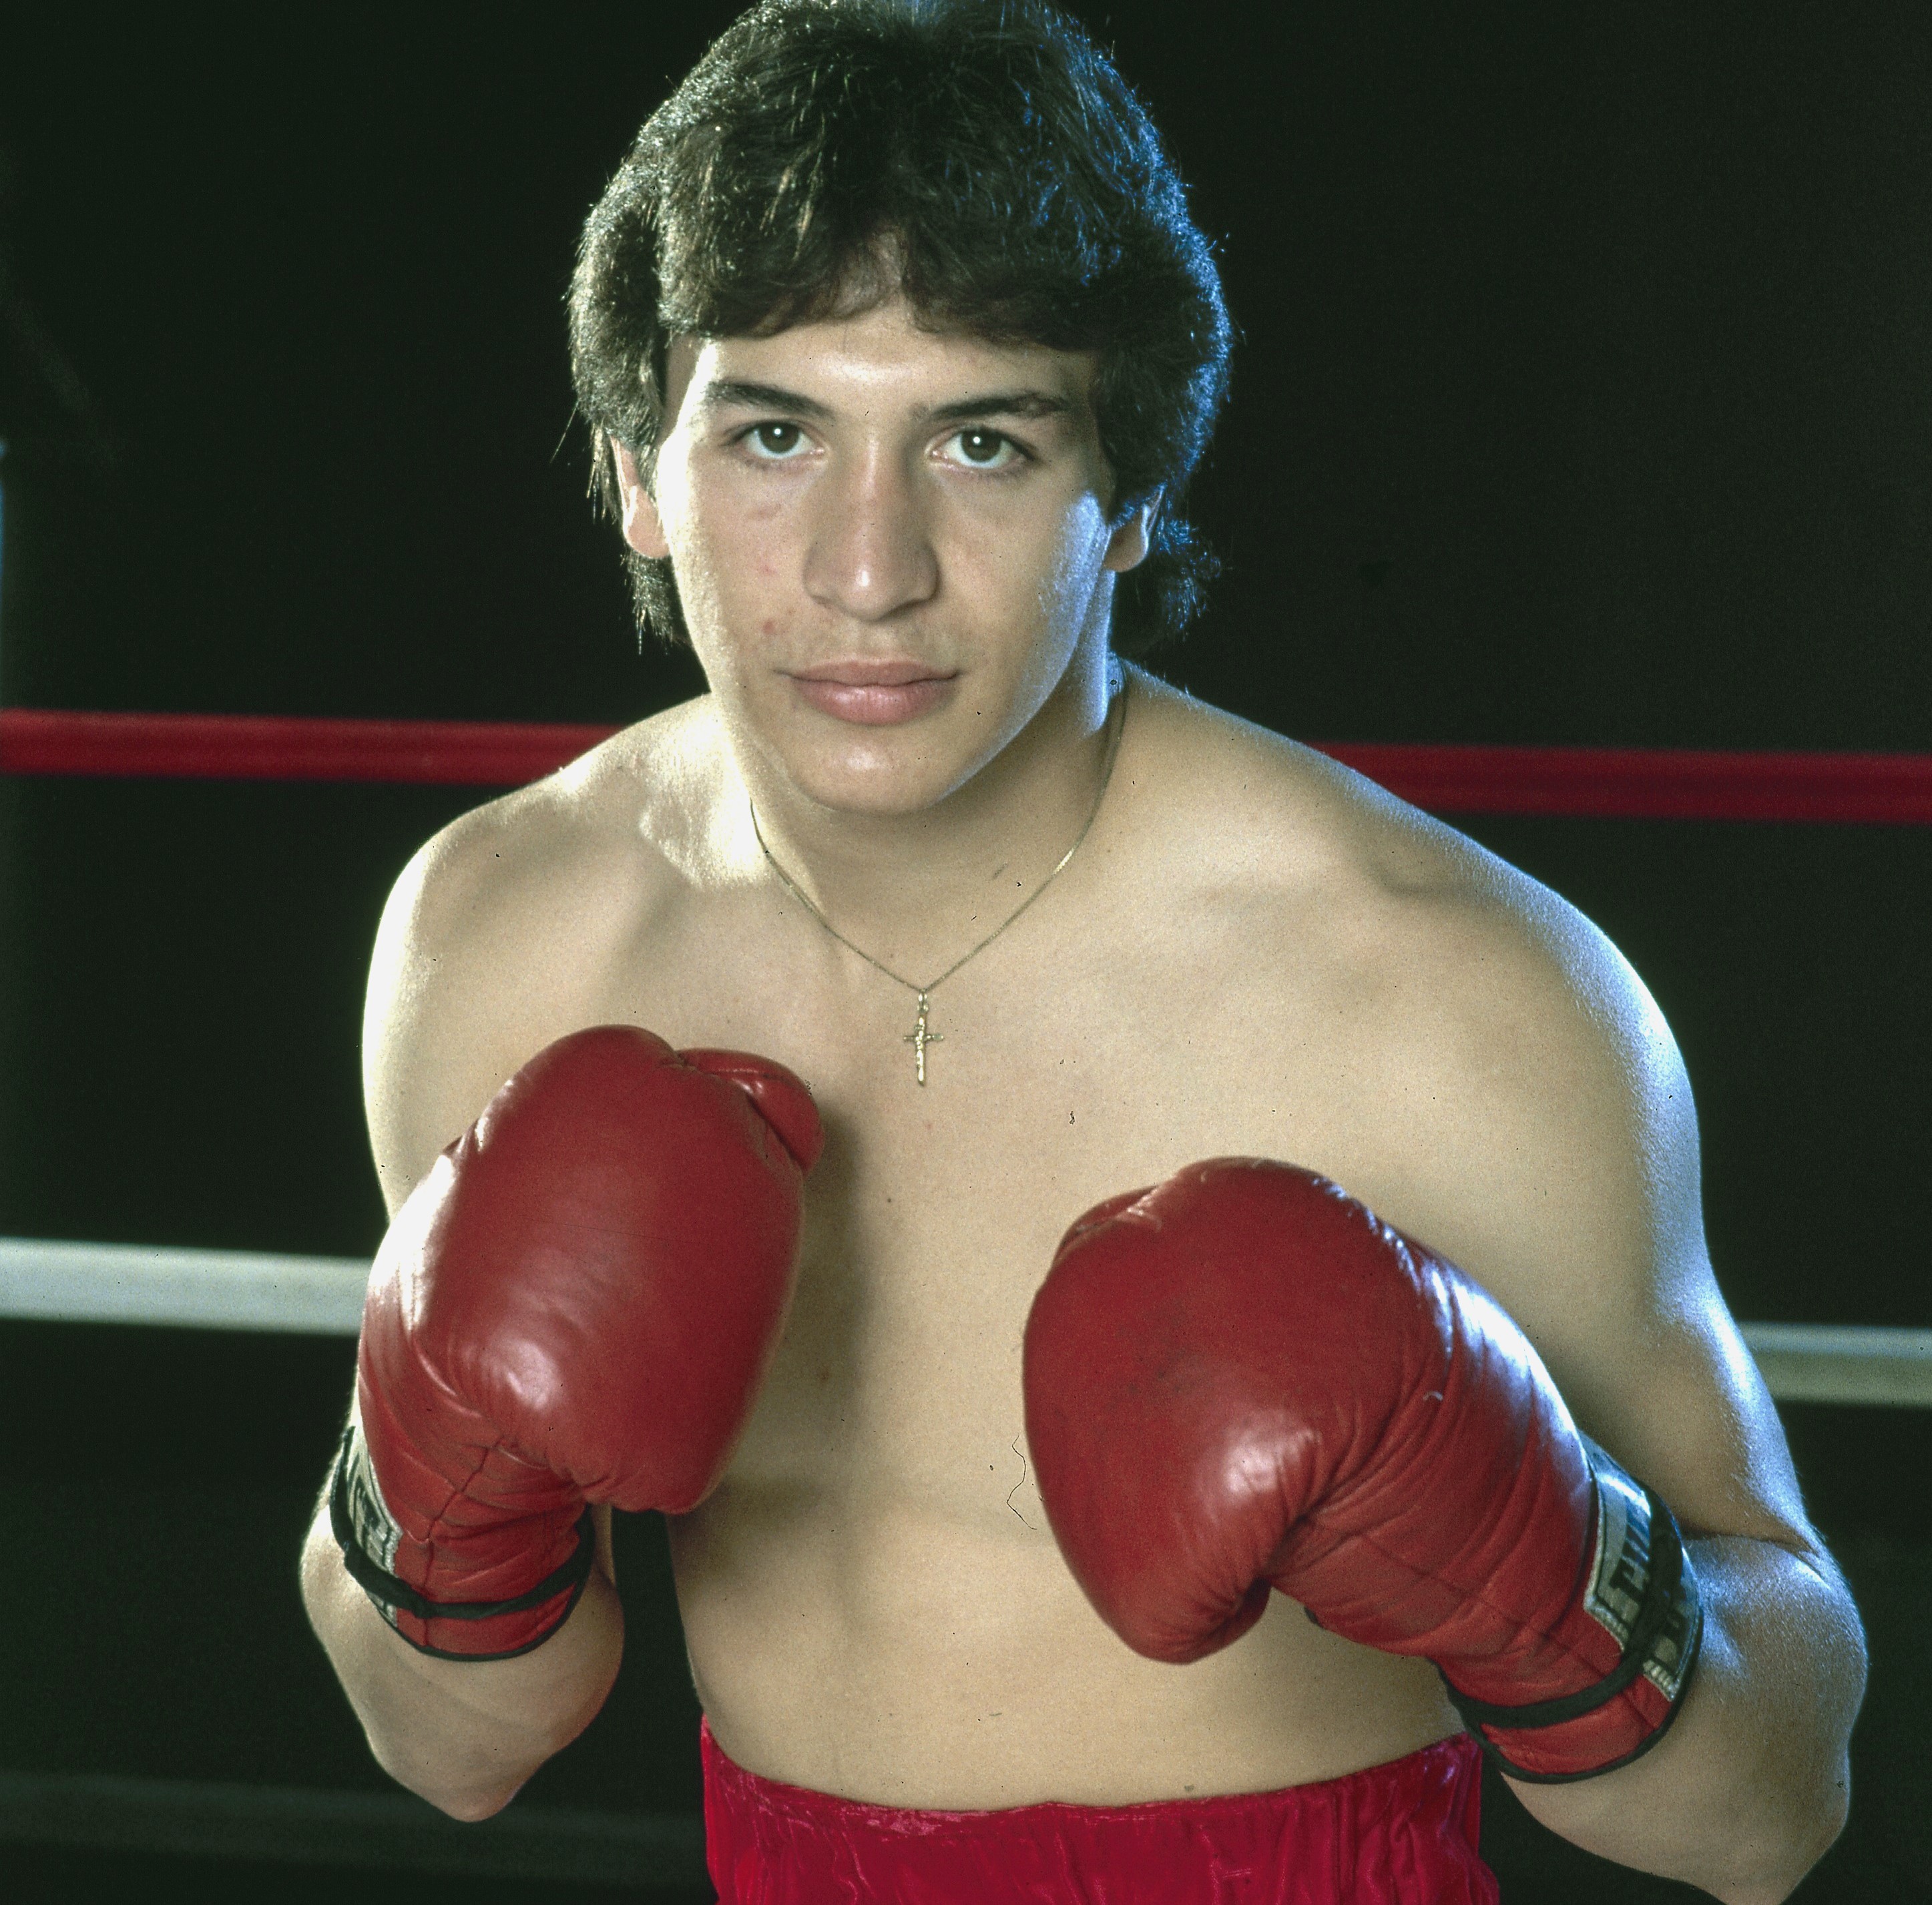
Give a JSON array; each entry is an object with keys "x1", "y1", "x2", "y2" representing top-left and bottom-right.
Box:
[{"x1": 748, "y1": 684, "x2": 1127, "y2": 1084}]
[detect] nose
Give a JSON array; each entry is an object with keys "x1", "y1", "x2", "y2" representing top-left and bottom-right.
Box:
[{"x1": 800, "y1": 441, "x2": 939, "y2": 621}]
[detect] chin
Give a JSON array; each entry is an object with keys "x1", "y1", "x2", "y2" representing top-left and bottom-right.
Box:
[
  {"x1": 795, "y1": 766, "x2": 963, "y2": 817},
  {"x1": 786, "y1": 738, "x2": 981, "y2": 816}
]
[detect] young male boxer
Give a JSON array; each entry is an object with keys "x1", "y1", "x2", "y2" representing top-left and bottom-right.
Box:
[{"x1": 301, "y1": 3, "x2": 1865, "y2": 1898}]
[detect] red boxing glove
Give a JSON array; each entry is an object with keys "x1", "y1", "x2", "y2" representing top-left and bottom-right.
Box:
[
  {"x1": 1023, "y1": 1160, "x2": 1702, "y2": 1781},
  {"x1": 330, "y1": 1025, "x2": 822, "y2": 1659}
]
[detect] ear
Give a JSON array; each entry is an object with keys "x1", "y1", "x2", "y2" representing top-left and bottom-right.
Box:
[
  {"x1": 612, "y1": 439, "x2": 671, "y2": 559},
  {"x1": 1102, "y1": 491, "x2": 1162, "y2": 574}
]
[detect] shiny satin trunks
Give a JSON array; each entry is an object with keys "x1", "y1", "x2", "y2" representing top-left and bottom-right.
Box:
[{"x1": 702, "y1": 1719, "x2": 1499, "y2": 1903}]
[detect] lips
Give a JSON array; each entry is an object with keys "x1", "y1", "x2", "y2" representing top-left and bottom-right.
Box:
[
  {"x1": 784, "y1": 658, "x2": 958, "y2": 726},
  {"x1": 789, "y1": 658, "x2": 954, "y2": 687}
]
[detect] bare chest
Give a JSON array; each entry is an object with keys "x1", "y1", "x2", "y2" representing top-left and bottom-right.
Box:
[
  {"x1": 613, "y1": 910, "x2": 1397, "y2": 1526},
  {"x1": 510, "y1": 834, "x2": 1485, "y2": 1796},
  {"x1": 595, "y1": 931, "x2": 1459, "y2": 1798}
]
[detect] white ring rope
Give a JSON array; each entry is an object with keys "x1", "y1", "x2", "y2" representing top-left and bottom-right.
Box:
[
  {"x1": 2, "y1": 1235, "x2": 1928, "y2": 1406},
  {"x1": 0, "y1": 1236, "x2": 367, "y2": 1336},
  {"x1": 1730, "y1": 1321, "x2": 1932, "y2": 1409}
]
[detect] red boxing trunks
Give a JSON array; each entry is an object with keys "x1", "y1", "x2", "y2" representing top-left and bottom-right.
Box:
[{"x1": 702, "y1": 1720, "x2": 1499, "y2": 1904}]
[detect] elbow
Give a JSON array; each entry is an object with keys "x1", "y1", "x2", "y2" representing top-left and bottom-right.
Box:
[
  {"x1": 1782, "y1": 1763, "x2": 1854, "y2": 1899},
  {"x1": 369, "y1": 1734, "x2": 527, "y2": 1822},
  {"x1": 423, "y1": 1785, "x2": 524, "y2": 1825},
  {"x1": 356, "y1": 1641, "x2": 620, "y2": 1823},
  {"x1": 1726, "y1": 1597, "x2": 1865, "y2": 1902},
  {"x1": 1712, "y1": 1759, "x2": 1852, "y2": 1905}
]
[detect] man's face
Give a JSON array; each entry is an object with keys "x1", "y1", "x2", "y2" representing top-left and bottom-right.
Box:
[{"x1": 618, "y1": 298, "x2": 1152, "y2": 816}]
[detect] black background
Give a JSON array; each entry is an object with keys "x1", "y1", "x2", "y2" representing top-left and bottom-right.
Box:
[{"x1": 1, "y1": 3, "x2": 1926, "y2": 1898}]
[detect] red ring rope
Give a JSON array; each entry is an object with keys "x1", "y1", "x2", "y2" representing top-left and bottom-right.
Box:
[
  {"x1": 2, "y1": 707, "x2": 1930, "y2": 824},
  {"x1": 0, "y1": 708, "x2": 612, "y2": 788}
]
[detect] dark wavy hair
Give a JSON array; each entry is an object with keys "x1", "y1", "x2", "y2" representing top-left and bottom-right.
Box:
[{"x1": 569, "y1": 0, "x2": 1231, "y2": 657}]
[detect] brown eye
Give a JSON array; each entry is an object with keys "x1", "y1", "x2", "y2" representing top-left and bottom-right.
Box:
[
  {"x1": 941, "y1": 427, "x2": 1021, "y2": 470},
  {"x1": 748, "y1": 423, "x2": 805, "y2": 458}
]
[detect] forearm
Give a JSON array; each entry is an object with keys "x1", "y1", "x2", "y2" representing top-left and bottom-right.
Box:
[
  {"x1": 300, "y1": 1503, "x2": 625, "y2": 1819},
  {"x1": 1509, "y1": 1536, "x2": 1865, "y2": 1904}
]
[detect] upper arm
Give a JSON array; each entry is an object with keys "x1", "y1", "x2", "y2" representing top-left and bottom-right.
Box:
[
  {"x1": 359, "y1": 758, "x2": 690, "y2": 1216},
  {"x1": 360, "y1": 799, "x2": 569, "y2": 1215},
  {"x1": 362, "y1": 824, "x2": 488, "y2": 1214},
  {"x1": 1380, "y1": 872, "x2": 1815, "y2": 1557}
]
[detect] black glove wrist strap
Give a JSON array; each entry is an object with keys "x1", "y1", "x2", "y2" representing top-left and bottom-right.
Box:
[
  {"x1": 1440, "y1": 1438, "x2": 1704, "y2": 1784},
  {"x1": 327, "y1": 1420, "x2": 596, "y2": 1657}
]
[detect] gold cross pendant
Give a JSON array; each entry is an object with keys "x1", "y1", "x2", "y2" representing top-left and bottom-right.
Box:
[{"x1": 903, "y1": 991, "x2": 942, "y2": 1085}]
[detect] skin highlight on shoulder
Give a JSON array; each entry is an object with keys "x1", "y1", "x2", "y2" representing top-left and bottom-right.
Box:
[
  {"x1": 360, "y1": 694, "x2": 752, "y2": 1206},
  {"x1": 553, "y1": 693, "x2": 756, "y2": 893}
]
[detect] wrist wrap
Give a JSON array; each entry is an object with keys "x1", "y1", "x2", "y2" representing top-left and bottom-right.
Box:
[
  {"x1": 326, "y1": 1420, "x2": 595, "y2": 1662},
  {"x1": 1441, "y1": 1437, "x2": 1703, "y2": 1782}
]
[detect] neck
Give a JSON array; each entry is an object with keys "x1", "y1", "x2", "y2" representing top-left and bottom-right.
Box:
[{"x1": 736, "y1": 646, "x2": 1124, "y2": 984}]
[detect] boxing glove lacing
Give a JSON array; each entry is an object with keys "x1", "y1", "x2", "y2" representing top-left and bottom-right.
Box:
[
  {"x1": 327, "y1": 1420, "x2": 596, "y2": 1661},
  {"x1": 1439, "y1": 1446, "x2": 1704, "y2": 1784}
]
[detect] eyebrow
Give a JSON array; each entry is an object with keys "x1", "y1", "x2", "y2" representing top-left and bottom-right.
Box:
[
  {"x1": 928, "y1": 388, "x2": 1075, "y2": 425},
  {"x1": 693, "y1": 378, "x2": 1076, "y2": 426}
]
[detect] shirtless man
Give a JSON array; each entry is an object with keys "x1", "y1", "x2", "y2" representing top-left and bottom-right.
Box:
[{"x1": 301, "y1": 3, "x2": 1864, "y2": 1898}]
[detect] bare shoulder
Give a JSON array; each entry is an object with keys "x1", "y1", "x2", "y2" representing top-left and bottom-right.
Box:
[
  {"x1": 362, "y1": 695, "x2": 734, "y2": 1209},
  {"x1": 1129, "y1": 669, "x2": 1648, "y2": 1045},
  {"x1": 1129, "y1": 673, "x2": 1807, "y2": 1542}
]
